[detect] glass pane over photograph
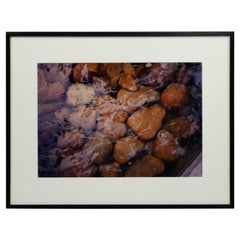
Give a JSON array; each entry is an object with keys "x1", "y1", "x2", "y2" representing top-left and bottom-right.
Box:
[{"x1": 38, "y1": 63, "x2": 202, "y2": 177}]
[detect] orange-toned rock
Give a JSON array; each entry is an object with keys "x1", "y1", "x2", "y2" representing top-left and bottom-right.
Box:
[
  {"x1": 161, "y1": 83, "x2": 188, "y2": 110},
  {"x1": 100, "y1": 162, "x2": 122, "y2": 177},
  {"x1": 81, "y1": 136, "x2": 112, "y2": 164},
  {"x1": 153, "y1": 130, "x2": 185, "y2": 161},
  {"x1": 72, "y1": 64, "x2": 88, "y2": 83},
  {"x1": 119, "y1": 74, "x2": 138, "y2": 91},
  {"x1": 117, "y1": 86, "x2": 160, "y2": 112},
  {"x1": 97, "y1": 116, "x2": 127, "y2": 141},
  {"x1": 87, "y1": 63, "x2": 106, "y2": 76},
  {"x1": 127, "y1": 104, "x2": 166, "y2": 141},
  {"x1": 168, "y1": 116, "x2": 199, "y2": 139},
  {"x1": 57, "y1": 129, "x2": 85, "y2": 149},
  {"x1": 123, "y1": 63, "x2": 136, "y2": 76},
  {"x1": 125, "y1": 154, "x2": 165, "y2": 177},
  {"x1": 106, "y1": 63, "x2": 123, "y2": 90},
  {"x1": 113, "y1": 136, "x2": 144, "y2": 164}
]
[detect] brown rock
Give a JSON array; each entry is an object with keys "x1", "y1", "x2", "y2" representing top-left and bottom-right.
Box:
[
  {"x1": 153, "y1": 130, "x2": 185, "y2": 161},
  {"x1": 168, "y1": 116, "x2": 199, "y2": 139},
  {"x1": 100, "y1": 162, "x2": 122, "y2": 177},
  {"x1": 123, "y1": 63, "x2": 136, "y2": 76},
  {"x1": 87, "y1": 63, "x2": 106, "y2": 76},
  {"x1": 125, "y1": 155, "x2": 165, "y2": 177},
  {"x1": 161, "y1": 83, "x2": 188, "y2": 110},
  {"x1": 72, "y1": 64, "x2": 88, "y2": 83},
  {"x1": 127, "y1": 104, "x2": 166, "y2": 141},
  {"x1": 113, "y1": 136, "x2": 144, "y2": 164},
  {"x1": 117, "y1": 86, "x2": 160, "y2": 112},
  {"x1": 81, "y1": 136, "x2": 112, "y2": 164},
  {"x1": 176, "y1": 64, "x2": 191, "y2": 84},
  {"x1": 119, "y1": 74, "x2": 138, "y2": 91},
  {"x1": 106, "y1": 63, "x2": 123, "y2": 90},
  {"x1": 136, "y1": 63, "x2": 177, "y2": 87}
]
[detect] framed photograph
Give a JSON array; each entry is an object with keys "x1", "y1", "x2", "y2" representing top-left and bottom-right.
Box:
[{"x1": 6, "y1": 32, "x2": 234, "y2": 208}]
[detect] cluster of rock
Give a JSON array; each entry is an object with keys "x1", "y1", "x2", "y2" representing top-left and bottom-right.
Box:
[{"x1": 38, "y1": 63, "x2": 201, "y2": 177}]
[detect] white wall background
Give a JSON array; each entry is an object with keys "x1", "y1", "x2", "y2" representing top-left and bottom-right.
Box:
[{"x1": 0, "y1": 1, "x2": 239, "y2": 239}]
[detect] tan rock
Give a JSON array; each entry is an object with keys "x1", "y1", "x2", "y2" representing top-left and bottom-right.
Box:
[
  {"x1": 93, "y1": 94, "x2": 128, "y2": 123},
  {"x1": 125, "y1": 155, "x2": 165, "y2": 177},
  {"x1": 117, "y1": 86, "x2": 160, "y2": 112},
  {"x1": 57, "y1": 129, "x2": 85, "y2": 149},
  {"x1": 66, "y1": 83, "x2": 95, "y2": 106},
  {"x1": 97, "y1": 116, "x2": 127, "y2": 141},
  {"x1": 127, "y1": 104, "x2": 166, "y2": 140},
  {"x1": 69, "y1": 105, "x2": 97, "y2": 131},
  {"x1": 113, "y1": 136, "x2": 144, "y2": 164},
  {"x1": 153, "y1": 130, "x2": 185, "y2": 161}
]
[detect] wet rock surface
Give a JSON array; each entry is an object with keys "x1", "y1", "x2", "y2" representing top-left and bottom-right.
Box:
[{"x1": 38, "y1": 63, "x2": 202, "y2": 177}]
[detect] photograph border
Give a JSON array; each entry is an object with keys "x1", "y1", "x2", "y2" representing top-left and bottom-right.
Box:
[{"x1": 6, "y1": 32, "x2": 234, "y2": 209}]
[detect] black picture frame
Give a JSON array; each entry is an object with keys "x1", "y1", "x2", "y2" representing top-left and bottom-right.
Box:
[{"x1": 6, "y1": 32, "x2": 234, "y2": 208}]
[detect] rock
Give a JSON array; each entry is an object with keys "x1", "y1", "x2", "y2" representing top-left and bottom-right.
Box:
[
  {"x1": 168, "y1": 116, "x2": 199, "y2": 139},
  {"x1": 57, "y1": 129, "x2": 85, "y2": 149},
  {"x1": 93, "y1": 94, "x2": 128, "y2": 122},
  {"x1": 66, "y1": 83, "x2": 95, "y2": 106},
  {"x1": 119, "y1": 74, "x2": 138, "y2": 91},
  {"x1": 123, "y1": 63, "x2": 136, "y2": 76},
  {"x1": 136, "y1": 63, "x2": 177, "y2": 87},
  {"x1": 161, "y1": 83, "x2": 188, "y2": 110},
  {"x1": 176, "y1": 64, "x2": 191, "y2": 84},
  {"x1": 69, "y1": 105, "x2": 97, "y2": 131},
  {"x1": 81, "y1": 135, "x2": 112, "y2": 164},
  {"x1": 113, "y1": 136, "x2": 144, "y2": 164},
  {"x1": 100, "y1": 162, "x2": 122, "y2": 177},
  {"x1": 97, "y1": 116, "x2": 127, "y2": 141},
  {"x1": 125, "y1": 155, "x2": 165, "y2": 177},
  {"x1": 92, "y1": 76, "x2": 111, "y2": 95},
  {"x1": 153, "y1": 130, "x2": 185, "y2": 161},
  {"x1": 127, "y1": 104, "x2": 166, "y2": 141},
  {"x1": 56, "y1": 152, "x2": 97, "y2": 177},
  {"x1": 106, "y1": 63, "x2": 123, "y2": 90},
  {"x1": 117, "y1": 86, "x2": 160, "y2": 112},
  {"x1": 72, "y1": 64, "x2": 89, "y2": 83}
]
